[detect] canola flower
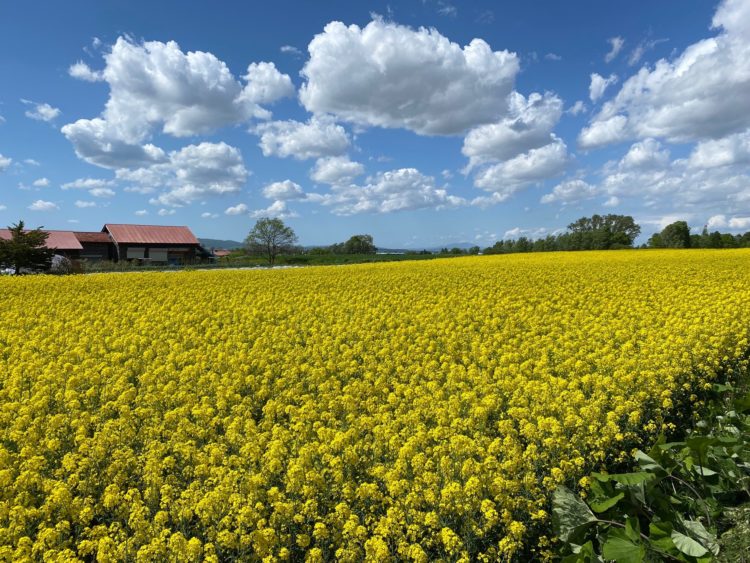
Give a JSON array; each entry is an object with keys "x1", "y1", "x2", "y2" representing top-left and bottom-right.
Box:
[{"x1": 1, "y1": 250, "x2": 749, "y2": 561}]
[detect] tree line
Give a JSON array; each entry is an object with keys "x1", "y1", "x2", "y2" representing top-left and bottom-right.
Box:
[{"x1": 647, "y1": 220, "x2": 750, "y2": 249}]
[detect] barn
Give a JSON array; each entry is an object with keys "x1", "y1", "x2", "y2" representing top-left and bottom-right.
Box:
[
  {"x1": 0, "y1": 229, "x2": 83, "y2": 258},
  {"x1": 102, "y1": 224, "x2": 205, "y2": 264}
]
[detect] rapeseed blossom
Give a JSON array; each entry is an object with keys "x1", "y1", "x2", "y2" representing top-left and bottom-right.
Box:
[{"x1": 1, "y1": 250, "x2": 749, "y2": 560}]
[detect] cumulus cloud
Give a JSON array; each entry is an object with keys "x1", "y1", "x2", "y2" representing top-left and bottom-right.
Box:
[
  {"x1": 280, "y1": 45, "x2": 303, "y2": 57},
  {"x1": 688, "y1": 130, "x2": 750, "y2": 168},
  {"x1": 135, "y1": 209, "x2": 148, "y2": 216},
  {"x1": 225, "y1": 203, "x2": 249, "y2": 215},
  {"x1": 23, "y1": 100, "x2": 61, "y2": 122},
  {"x1": 254, "y1": 116, "x2": 349, "y2": 159},
  {"x1": 89, "y1": 187, "x2": 116, "y2": 198},
  {"x1": 313, "y1": 167, "x2": 464, "y2": 215},
  {"x1": 32, "y1": 178, "x2": 49, "y2": 187},
  {"x1": 0, "y1": 154, "x2": 11, "y2": 171},
  {"x1": 580, "y1": 0, "x2": 750, "y2": 148},
  {"x1": 567, "y1": 101, "x2": 587, "y2": 116},
  {"x1": 68, "y1": 61, "x2": 103, "y2": 81},
  {"x1": 462, "y1": 91, "x2": 563, "y2": 169},
  {"x1": 262, "y1": 180, "x2": 305, "y2": 200},
  {"x1": 24, "y1": 159, "x2": 40, "y2": 166},
  {"x1": 310, "y1": 155, "x2": 365, "y2": 185},
  {"x1": 62, "y1": 36, "x2": 292, "y2": 170},
  {"x1": 201, "y1": 212, "x2": 219, "y2": 219},
  {"x1": 250, "y1": 200, "x2": 299, "y2": 219},
  {"x1": 300, "y1": 18, "x2": 519, "y2": 135},
  {"x1": 28, "y1": 199, "x2": 58, "y2": 211},
  {"x1": 589, "y1": 73, "x2": 618, "y2": 102},
  {"x1": 115, "y1": 142, "x2": 249, "y2": 207},
  {"x1": 540, "y1": 179, "x2": 597, "y2": 204},
  {"x1": 545, "y1": 52, "x2": 562, "y2": 61},
  {"x1": 61, "y1": 178, "x2": 114, "y2": 190},
  {"x1": 158, "y1": 209, "x2": 176, "y2": 216},
  {"x1": 473, "y1": 137, "x2": 568, "y2": 194},
  {"x1": 628, "y1": 38, "x2": 668, "y2": 66},
  {"x1": 618, "y1": 138, "x2": 670, "y2": 170},
  {"x1": 74, "y1": 200, "x2": 97, "y2": 208},
  {"x1": 605, "y1": 37, "x2": 625, "y2": 63}
]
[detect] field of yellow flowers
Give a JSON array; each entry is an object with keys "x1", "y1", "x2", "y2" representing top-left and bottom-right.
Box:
[{"x1": 1, "y1": 250, "x2": 750, "y2": 561}]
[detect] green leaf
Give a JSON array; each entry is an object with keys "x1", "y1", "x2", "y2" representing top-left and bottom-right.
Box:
[
  {"x1": 602, "y1": 529, "x2": 645, "y2": 563},
  {"x1": 735, "y1": 392, "x2": 750, "y2": 413},
  {"x1": 589, "y1": 491, "x2": 624, "y2": 513},
  {"x1": 671, "y1": 530, "x2": 709, "y2": 557},
  {"x1": 562, "y1": 541, "x2": 603, "y2": 563},
  {"x1": 552, "y1": 486, "x2": 597, "y2": 542},
  {"x1": 625, "y1": 516, "x2": 641, "y2": 542},
  {"x1": 591, "y1": 471, "x2": 655, "y2": 486},
  {"x1": 681, "y1": 519, "x2": 719, "y2": 556},
  {"x1": 648, "y1": 521, "x2": 677, "y2": 553},
  {"x1": 634, "y1": 450, "x2": 662, "y2": 472},
  {"x1": 691, "y1": 464, "x2": 717, "y2": 477}
]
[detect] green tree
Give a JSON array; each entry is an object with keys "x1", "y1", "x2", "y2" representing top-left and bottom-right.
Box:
[
  {"x1": 0, "y1": 220, "x2": 54, "y2": 275},
  {"x1": 342, "y1": 234, "x2": 376, "y2": 254},
  {"x1": 244, "y1": 218, "x2": 298, "y2": 265},
  {"x1": 659, "y1": 220, "x2": 691, "y2": 248}
]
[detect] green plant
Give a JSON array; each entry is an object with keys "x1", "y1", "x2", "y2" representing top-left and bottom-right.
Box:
[{"x1": 553, "y1": 376, "x2": 750, "y2": 562}]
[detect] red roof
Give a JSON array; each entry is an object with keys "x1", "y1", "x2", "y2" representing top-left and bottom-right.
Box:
[
  {"x1": 103, "y1": 224, "x2": 199, "y2": 245},
  {"x1": 0, "y1": 229, "x2": 83, "y2": 251},
  {"x1": 74, "y1": 231, "x2": 112, "y2": 244},
  {"x1": 213, "y1": 249, "x2": 232, "y2": 257}
]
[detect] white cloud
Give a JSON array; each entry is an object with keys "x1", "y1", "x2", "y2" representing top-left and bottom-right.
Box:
[
  {"x1": 706, "y1": 214, "x2": 750, "y2": 231},
  {"x1": 0, "y1": 154, "x2": 13, "y2": 171},
  {"x1": 135, "y1": 209, "x2": 149, "y2": 216},
  {"x1": 628, "y1": 38, "x2": 668, "y2": 66},
  {"x1": 540, "y1": 179, "x2": 597, "y2": 204},
  {"x1": 75, "y1": 200, "x2": 97, "y2": 208},
  {"x1": 0, "y1": 205, "x2": 6, "y2": 211},
  {"x1": 32, "y1": 177, "x2": 50, "y2": 187},
  {"x1": 300, "y1": 18, "x2": 519, "y2": 135},
  {"x1": 578, "y1": 115, "x2": 628, "y2": 148},
  {"x1": 61, "y1": 178, "x2": 114, "y2": 190},
  {"x1": 68, "y1": 61, "x2": 103, "y2": 81},
  {"x1": 225, "y1": 203, "x2": 249, "y2": 215},
  {"x1": 250, "y1": 200, "x2": 299, "y2": 219},
  {"x1": 567, "y1": 101, "x2": 587, "y2": 116},
  {"x1": 619, "y1": 138, "x2": 670, "y2": 170},
  {"x1": 117, "y1": 142, "x2": 248, "y2": 207},
  {"x1": 124, "y1": 186, "x2": 156, "y2": 194},
  {"x1": 280, "y1": 45, "x2": 303, "y2": 57},
  {"x1": 603, "y1": 195, "x2": 621, "y2": 207},
  {"x1": 580, "y1": 0, "x2": 750, "y2": 148},
  {"x1": 158, "y1": 208, "x2": 176, "y2": 216},
  {"x1": 62, "y1": 36, "x2": 292, "y2": 170},
  {"x1": 89, "y1": 187, "x2": 116, "y2": 198},
  {"x1": 688, "y1": 130, "x2": 750, "y2": 168},
  {"x1": 28, "y1": 199, "x2": 58, "y2": 211},
  {"x1": 729, "y1": 216, "x2": 750, "y2": 229},
  {"x1": 310, "y1": 155, "x2": 365, "y2": 185},
  {"x1": 545, "y1": 52, "x2": 562, "y2": 61},
  {"x1": 462, "y1": 91, "x2": 563, "y2": 169},
  {"x1": 262, "y1": 180, "x2": 305, "y2": 200},
  {"x1": 240, "y1": 62, "x2": 295, "y2": 105},
  {"x1": 503, "y1": 226, "x2": 549, "y2": 239},
  {"x1": 255, "y1": 116, "x2": 349, "y2": 159},
  {"x1": 0, "y1": 114, "x2": 5, "y2": 124},
  {"x1": 605, "y1": 37, "x2": 625, "y2": 63},
  {"x1": 201, "y1": 212, "x2": 219, "y2": 219},
  {"x1": 473, "y1": 137, "x2": 568, "y2": 193},
  {"x1": 707, "y1": 214, "x2": 727, "y2": 229},
  {"x1": 23, "y1": 100, "x2": 61, "y2": 122},
  {"x1": 314, "y1": 167, "x2": 465, "y2": 215},
  {"x1": 24, "y1": 159, "x2": 40, "y2": 166},
  {"x1": 589, "y1": 73, "x2": 618, "y2": 102}
]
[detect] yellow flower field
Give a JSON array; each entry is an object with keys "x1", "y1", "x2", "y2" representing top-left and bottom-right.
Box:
[{"x1": 1, "y1": 250, "x2": 749, "y2": 561}]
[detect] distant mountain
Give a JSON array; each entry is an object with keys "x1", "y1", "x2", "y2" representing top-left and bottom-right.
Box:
[
  {"x1": 199, "y1": 238, "x2": 244, "y2": 250},
  {"x1": 425, "y1": 242, "x2": 478, "y2": 252}
]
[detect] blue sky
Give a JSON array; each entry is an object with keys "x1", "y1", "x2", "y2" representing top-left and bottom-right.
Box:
[{"x1": 1, "y1": 0, "x2": 749, "y2": 247}]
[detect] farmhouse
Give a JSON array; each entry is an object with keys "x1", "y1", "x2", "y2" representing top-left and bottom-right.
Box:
[
  {"x1": 103, "y1": 224, "x2": 205, "y2": 264},
  {"x1": 1, "y1": 224, "x2": 206, "y2": 264},
  {"x1": 0, "y1": 229, "x2": 83, "y2": 258}
]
